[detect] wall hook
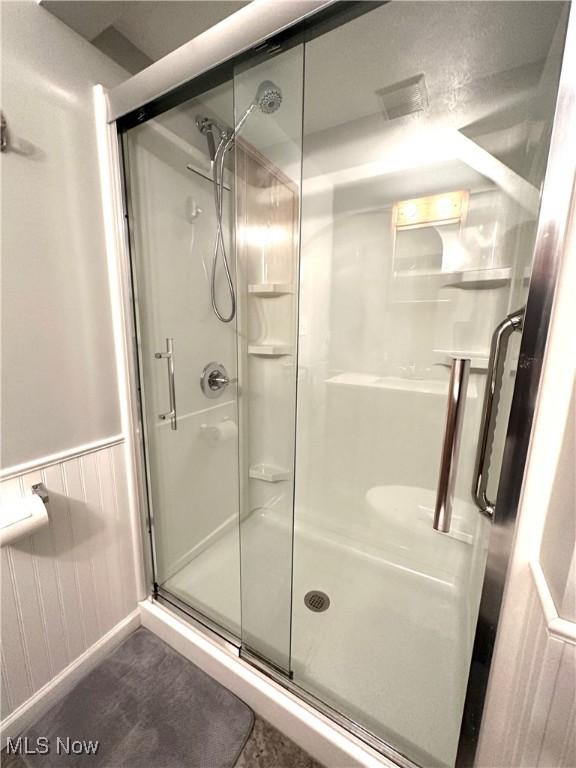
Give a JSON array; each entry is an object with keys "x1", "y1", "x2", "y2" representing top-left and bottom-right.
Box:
[{"x1": 1, "y1": 111, "x2": 8, "y2": 153}]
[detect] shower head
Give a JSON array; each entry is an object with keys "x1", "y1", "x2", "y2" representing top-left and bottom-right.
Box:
[
  {"x1": 254, "y1": 80, "x2": 282, "y2": 114},
  {"x1": 226, "y1": 80, "x2": 283, "y2": 139},
  {"x1": 196, "y1": 80, "x2": 283, "y2": 164}
]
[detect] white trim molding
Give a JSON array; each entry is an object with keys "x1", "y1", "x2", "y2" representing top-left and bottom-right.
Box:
[
  {"x1": 94, "y1": 84, "x2": 148, "y2": 602},
  {"x1": 0, "y1": 610, "x2": 140, "y2": 746},
  {"x1": 106, "y1": 0, "x2": 334, "y2": 122},
  {"x1": 0, "y1": 435, "x2": 125, "y2": 481},
  {"x1": 530, "y1": 561, "x2": 576, "y2": 646}
]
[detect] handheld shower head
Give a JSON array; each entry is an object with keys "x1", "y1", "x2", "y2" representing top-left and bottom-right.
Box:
[
  {"x1": 255, "y1": 80, "x2": 282, "y2": 114},
  {"x1": 194, "y1": 80, "x2": 283, "y2": 325},
  {"x1": 225, "y1": 80, "x2": 283, "y2": 139}
]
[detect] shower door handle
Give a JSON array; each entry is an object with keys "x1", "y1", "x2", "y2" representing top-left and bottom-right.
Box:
[
  {"x1": 472, "y1": 309, "x2": 524, "y2": 518},
  {"x1": 154, "y1": 338, "x2": 177, "y2": 430},
  {"x1": 434, "y1": 357, "x2": 471, "y2": 533}
]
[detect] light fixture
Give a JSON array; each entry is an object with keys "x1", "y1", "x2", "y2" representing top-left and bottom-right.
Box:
[{"x1": 394, "y1": 191, "x2": 468, "y2": 229}]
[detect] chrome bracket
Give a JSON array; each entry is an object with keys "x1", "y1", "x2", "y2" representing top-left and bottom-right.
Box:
[{"x1": 32, "y1": 482, "x2": 49, "y2": 506}]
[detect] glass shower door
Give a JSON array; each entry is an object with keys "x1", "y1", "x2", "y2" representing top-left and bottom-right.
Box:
[
  {"x1": 123, "y1": 81, "x2": 242, "y2": 637},
  {"x1": 289, "y1": 3, "x2": 569, "y2": 767},
  {"x1": 120, "y1": 1, "x2": 570, "y2": 764},
  {"x1": 233, "y1": 45, "x2": 304, "y2": 672}
]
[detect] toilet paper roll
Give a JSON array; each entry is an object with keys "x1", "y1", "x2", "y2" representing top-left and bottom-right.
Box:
[
  {"x1": 0, "y1": 494, "x2": 49, "y2": 547},
  {"x1": 200, "y1": 419, "x2": 238, "y2": 444}
]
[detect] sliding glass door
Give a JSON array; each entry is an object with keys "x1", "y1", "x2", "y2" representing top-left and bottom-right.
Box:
[
  {"x1": 233, "y1": 45, "x2": 304, "y2": 673},
  {"x1": 121, "y1": 2, "x2": 570, "y2": 765},
  {"x1": 123, "y1": 80, "x2": 242, "y2": 637},
  {"x1": 289, "y1": 3, "x2": 568, "y2": 766}
]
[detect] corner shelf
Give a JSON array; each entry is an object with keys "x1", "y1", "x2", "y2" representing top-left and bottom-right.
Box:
[
  {"x1": 249, "y1": 464, "x2": 291, "y2": 483},
  {"x1": 393, "y1": 266, "x2": 529, "y2": 291},
  {"x1": 443, "y1": 267, "x2": 511, "y2": 290},
  {"x1": 248, "y1": 283, "x2": 294, "y2": 297},
  {"x1": 248, "y1": 345, "x2": 292, "y2": 357},
  {"x1": 433, "y1": 349, "x2": 489, "y2": 372}
]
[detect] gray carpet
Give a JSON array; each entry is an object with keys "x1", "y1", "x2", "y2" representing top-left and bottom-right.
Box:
[{"x1": 10, "y1": 628, "x2": 254, "y2": 768}]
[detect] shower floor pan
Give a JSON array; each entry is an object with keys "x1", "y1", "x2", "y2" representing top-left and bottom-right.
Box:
[{"x1": 163, "y1": 487, "x2": 481, "y2": 767}]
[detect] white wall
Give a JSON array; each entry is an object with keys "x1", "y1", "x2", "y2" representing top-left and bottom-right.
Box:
[
  {"x1": 476, "y1": 194, "x2": 576, "y2": 767},
  {"x1": 1, "y1": 0, "x2": 127, "y2": 469},
  {"x1": 0, "y1": 0, "x2": 139, "y2": 730}
]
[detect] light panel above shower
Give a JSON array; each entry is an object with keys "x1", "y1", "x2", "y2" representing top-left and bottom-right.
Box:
[{"x1": 394, "y1": 190, "x2": 469, "y2": 229}]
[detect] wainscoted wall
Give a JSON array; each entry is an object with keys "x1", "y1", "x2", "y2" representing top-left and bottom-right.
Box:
[
  {"x1": 0, "y1": 441, "x2": 138, "y2": 723},
  {"x1": 1, "y1": 1, "x2": 140, "y2": 738},
  {"x1": 492, "y1": 572, "x2": 575, "y2": 768}
]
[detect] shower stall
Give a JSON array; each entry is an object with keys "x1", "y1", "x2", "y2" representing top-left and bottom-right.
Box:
[{"x1": 108, "y1": 2, "x2": 574, "y2": 766}]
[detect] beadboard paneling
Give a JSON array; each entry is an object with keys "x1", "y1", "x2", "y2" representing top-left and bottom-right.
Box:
[
  {"x1": 0, "y1": 442, "x2": 137, "y2": 719},
  {"x1": 480, "y1": 573, "x2": 576, "y2": 768}
]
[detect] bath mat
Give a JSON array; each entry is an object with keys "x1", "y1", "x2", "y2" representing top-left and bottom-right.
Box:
[{"x1": 11, "y1": 627, "x2": 254, "y2": 768}]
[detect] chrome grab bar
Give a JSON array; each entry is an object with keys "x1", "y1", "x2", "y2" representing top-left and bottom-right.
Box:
[
  {"x1": 154, "y1": 338, "x2": 177, "y2": 430},
  {"x1": 434, "y1": 357, "x2": 471, "y2": 533},
  {"x1": 472, "y1": 308, "x2": 524, "y2": 518}
]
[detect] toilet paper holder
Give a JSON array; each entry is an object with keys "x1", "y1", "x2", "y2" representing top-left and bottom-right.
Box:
[{"x1": 32, "y1": 483, "x2": 49, "y2": 506}]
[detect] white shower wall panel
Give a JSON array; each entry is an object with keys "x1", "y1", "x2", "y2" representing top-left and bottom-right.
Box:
[
  {"x1": 149, "y1": 400, "x2": 239, "y2": 581},
  {"x1": 127, "y1": 129, "x2": 240, "y2": 580},
  {"x1": 295, "y1": 182, "x2": 334, "y2": 520},
  {"x1": 128, "y1": 137, "x2": 237, "y2": 417}
]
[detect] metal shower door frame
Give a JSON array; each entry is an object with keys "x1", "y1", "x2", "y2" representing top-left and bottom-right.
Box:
[{"x1": 106, "y1": 2, "x2": 576, "y2": 767}]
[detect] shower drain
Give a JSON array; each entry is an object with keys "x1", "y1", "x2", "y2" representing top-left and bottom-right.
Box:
[{"x1": 304, "y1": 590, "x2": 330, "y2": 613}]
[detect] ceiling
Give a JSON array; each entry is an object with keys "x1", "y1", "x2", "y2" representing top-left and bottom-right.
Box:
[
  {"x1": 42, "y1": 1, "x2": 248, "y2": 74},
  {"x1": 52, "y1": 0, "x2": 567, "y2": 204},
  {"x1": 303, "y1": 1, "x2": 565, "y2": 136}
]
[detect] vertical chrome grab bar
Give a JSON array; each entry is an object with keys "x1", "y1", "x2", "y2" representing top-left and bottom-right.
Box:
[
  {"x1": 434, "y1": 357, "x2": 471, "y2": 533},
  {"x1": 155, "y1": 338, "x2": 177, "y2": 430},
  {"x1": 472, "y1": 309, "x2": 524, "y2": 518}
]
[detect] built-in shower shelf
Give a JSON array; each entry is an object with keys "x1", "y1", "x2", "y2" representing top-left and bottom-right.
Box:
[
  {"x1": 248, "y1": 283, "x2": 294, "y2": 297},
  {"x1": 444, "y1": 267, "x2": 511, "y2": 289},
  {"x1": 394, "y1": 266, "x2": 530, "y2": 291},
  {"x1": 248, "y1": 345, "x2": 292, "y2": 357},
  {"x1": 392, "y1": 298, "x2": 451, "y2": 306},
  {"x1": 433, "y1": 349, "x2": 490, "y2": 371},
  {"x1": 327, "y1": 372, "x2": 455, "y2": 395},
  {"x1": 249, "y1": 464, "x2": 291, "y2": 483}
]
